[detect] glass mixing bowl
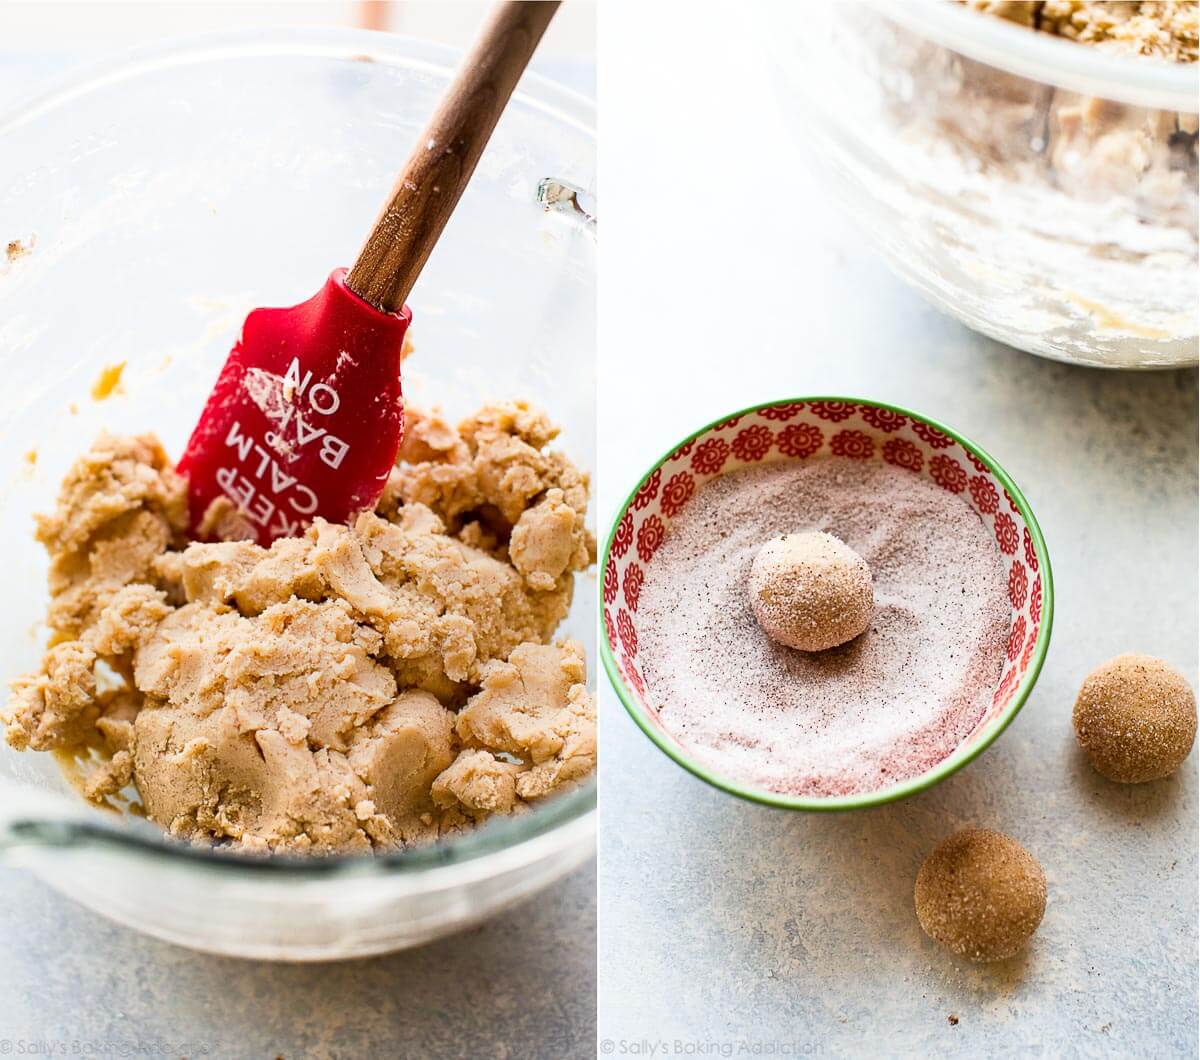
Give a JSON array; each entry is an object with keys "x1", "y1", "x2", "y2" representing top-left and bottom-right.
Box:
[
  {"x1": 0, "y1": 28, "x2": 596, "y2": 960},
  {"x1": 769, "y1": 0, "x2": 1199, "y2": 368}
]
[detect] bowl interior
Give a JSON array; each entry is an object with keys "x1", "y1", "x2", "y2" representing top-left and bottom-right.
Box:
[{"x1": 602, "y1": 397, "x2": 1052, "y2": 810}]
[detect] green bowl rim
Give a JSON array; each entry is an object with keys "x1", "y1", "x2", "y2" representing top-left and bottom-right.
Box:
[{"x1": 599, "y1": 395, "x2": 1055, "y2": 812}]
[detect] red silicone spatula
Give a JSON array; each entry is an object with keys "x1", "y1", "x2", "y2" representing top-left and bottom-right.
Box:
[{"x1": 177, "y1": 1, "x2": 560, "y2": 545}]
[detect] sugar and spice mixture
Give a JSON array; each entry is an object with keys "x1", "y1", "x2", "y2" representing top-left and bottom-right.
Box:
[{"x1": 637, "y1": 458, "x2": 1011, "y2": 797}]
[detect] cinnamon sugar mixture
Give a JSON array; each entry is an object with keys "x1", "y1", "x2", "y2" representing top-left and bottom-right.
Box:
[{"x1": 637, "y1": 458, "x2": 1010, "y2": 797}]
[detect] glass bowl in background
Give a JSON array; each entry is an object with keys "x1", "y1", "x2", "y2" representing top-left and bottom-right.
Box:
[
  {"x1": 768, "y1": 0, "x2": 1199, "y2": 368},
  {"x1": 0, "y1": 28, "x2": 596, "y2": 960}
]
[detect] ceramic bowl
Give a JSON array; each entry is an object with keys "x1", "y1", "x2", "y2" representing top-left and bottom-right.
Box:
[{"x1": 601, "y1": 396, "x2": 1053, "y2": 810}]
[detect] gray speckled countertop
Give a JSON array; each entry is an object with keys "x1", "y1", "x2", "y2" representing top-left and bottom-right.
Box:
[
  {"x1": 599, "y1": 316, "x2": 1198, "y2": 1060},
  {"x1": 0, "y1": 860, "x2": 595, "y2": 1059},
  {"x1": 595, "y1": 22, "x2": 1198, "y2": 1053}
]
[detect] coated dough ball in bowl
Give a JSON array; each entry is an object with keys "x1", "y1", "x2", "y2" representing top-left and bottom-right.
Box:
[
  {"x1": 915, "y1": 828, "x2": 1047, "y2": 963},
  {"x1": 1073, "y1": 654, "x2": 1197, "y2": 783},
  {"x1": 748, "y1": 531, "x2": 874, "y2": 652}
]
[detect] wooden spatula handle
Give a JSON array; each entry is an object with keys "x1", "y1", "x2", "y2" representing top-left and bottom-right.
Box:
[{"x1": 347, "y1": 0, "x2": 560, "y2": 313}]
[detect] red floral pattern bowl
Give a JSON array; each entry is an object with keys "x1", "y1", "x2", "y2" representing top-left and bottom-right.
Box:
[{"x1": 600, "y1": 397, "x2": 1054, "y2": 810}]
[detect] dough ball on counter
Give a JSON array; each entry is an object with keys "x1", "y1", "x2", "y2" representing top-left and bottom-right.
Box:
[
  {"x1": 747, "y1": 531, "x2": 873, "y2": 652},
  {"x1": 1073, "y1": 654, "x2": 1197, "y2": 784},
  {"x1": 915, "y1": 828, "x2": 1047, "y2": 963}
]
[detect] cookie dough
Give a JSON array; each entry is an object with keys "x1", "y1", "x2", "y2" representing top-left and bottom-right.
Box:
[
  {"x1": 748, "y1": 531, "x2": 874, "y2": 653},
  {"x1": 965, "y1": 2, "x2": 1199, "y2": 63},
  {"x1": 5, "y1": 402, "x2": 597, "y2": 854},
  {"x1": 1072, "y1": 653, "x2": 1197, "y2": 782},
  {"x1": 915, "y1": 828, "x2": 1048, "y2": 962}
]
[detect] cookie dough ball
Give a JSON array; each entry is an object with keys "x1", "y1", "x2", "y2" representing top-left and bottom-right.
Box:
[
  {"x1": 748, "y1": 531, "x2": 873, "y2": 652},
  {"x1": 1073, "y1": 654, "x2": 1197, "y2": 784},
  {"x1": 915, "y1": 829, "x2": 1047, "y2": 963}
]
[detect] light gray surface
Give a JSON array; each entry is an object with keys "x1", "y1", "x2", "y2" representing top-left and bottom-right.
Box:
[
  {"x1": 599, "y1": 317, "x2": 1198, "y2": 1060},
  {"x1": 596, "y1": 14, "x2": 1198, "y2": 1051},
  {"x1": 0, "y1": 44, "x2": 597, "y2": 1060},
  {"x1": 0, "y1": 860, "x2": 595, "y2": 1059}
]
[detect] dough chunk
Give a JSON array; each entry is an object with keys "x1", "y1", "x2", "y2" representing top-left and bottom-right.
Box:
[
  {"x1": 6, "y1": 641, "x2": 98, "y2": 751},
  {"x1": 456, "y1": 640, "x2": 597, "y2": 791},
  {"x1": 511, "y1": 488, "x2": 592, "y2": 591},
  {"x1": 432, "y1": 748, "x2": 524, "y2": 816},
  {"x1": 133, "y1": 687, "x2": 455, "y2": 853},
  {"x1": 388, "y1": 401, "x2": 595, "y2": 589},
  {"x1": 34, "y1": 433, "x2": 186, "y2": 635},
  {"x1": 132, "y1": 598, "x2": 396, "y2": 752}
]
